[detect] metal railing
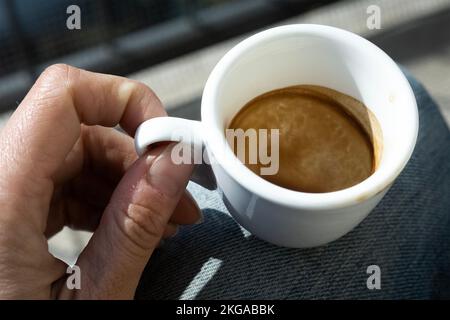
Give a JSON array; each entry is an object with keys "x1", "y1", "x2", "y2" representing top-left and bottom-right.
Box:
[{"x1": 0, "y1": 0, "x2": 339, "y2": 110}]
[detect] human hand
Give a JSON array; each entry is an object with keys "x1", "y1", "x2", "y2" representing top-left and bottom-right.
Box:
[{"x1": 0, "y1": 64, "x2": 201, "y2": 299}]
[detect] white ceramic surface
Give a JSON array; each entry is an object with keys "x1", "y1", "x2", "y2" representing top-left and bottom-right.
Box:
[{"x1": 135, "y1": 24, "x2": 419, "y2": 248}]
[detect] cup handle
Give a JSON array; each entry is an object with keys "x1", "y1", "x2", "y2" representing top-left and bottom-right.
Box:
[{"x1": 134, "y1": 117, "x2": 217, "y2": 190}]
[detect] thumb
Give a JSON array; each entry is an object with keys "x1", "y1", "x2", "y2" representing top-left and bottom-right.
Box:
[{"x1": 73, "y1": 143, "x2": 193, "y2": 299}]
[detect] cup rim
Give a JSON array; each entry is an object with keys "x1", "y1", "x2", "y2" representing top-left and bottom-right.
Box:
[{"x1": 201, "y1": 24, "x2": 419, "y2": 210}]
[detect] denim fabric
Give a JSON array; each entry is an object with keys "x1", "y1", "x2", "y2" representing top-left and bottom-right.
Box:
[{"x1": 135, "y1": 72, "x2": 450, "y2": 300}]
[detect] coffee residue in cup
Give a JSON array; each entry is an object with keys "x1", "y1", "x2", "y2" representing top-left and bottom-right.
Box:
[{"x1": 227, "y1": 85, "x2": 382, "y2": 193}]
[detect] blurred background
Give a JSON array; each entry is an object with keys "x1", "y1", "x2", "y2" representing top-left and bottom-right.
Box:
[{"x1": 0, "y1": 0, "x2": 449, "y2": 263}]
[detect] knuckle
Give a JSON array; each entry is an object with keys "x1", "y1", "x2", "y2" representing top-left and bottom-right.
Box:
[
  {"x1": 117, "y1": 199, "x2": 168, "y2": 251},
  {"x1": 40, "y1": 64, "x2": 70, "y2": 83},
  {"x1": 39, "y1": 64, "x2": 79, "y2": 93},
  {"x1": 43, "y1": 63, "x2": 70, "y2": 75},
  {"x1": 29, "y1": 64, "x2": 83, "y2": 120}
]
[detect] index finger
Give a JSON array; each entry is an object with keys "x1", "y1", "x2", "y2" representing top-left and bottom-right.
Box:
[{"x1": 0, "y1": 64, "x2": 165, "y2": 182}]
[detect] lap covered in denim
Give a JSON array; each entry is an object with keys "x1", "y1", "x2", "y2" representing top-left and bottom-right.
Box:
[{"x1": 136, "y1": 71, "x2": 450, "y2": 300}]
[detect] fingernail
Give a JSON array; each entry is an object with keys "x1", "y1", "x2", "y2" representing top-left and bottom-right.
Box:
[
  {"x1": 147, "y1": 143, "x2": 193, "y2": 197},
  {"x1": 146, "y1": 154, "x2": 157, "y2": 166}
]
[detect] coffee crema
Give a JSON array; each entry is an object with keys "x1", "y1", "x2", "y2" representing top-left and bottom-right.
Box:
[{"x1": 227, "y1": 85, "x2": 382, "y2": 193}]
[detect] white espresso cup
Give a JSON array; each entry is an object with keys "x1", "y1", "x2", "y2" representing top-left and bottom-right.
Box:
[{"x1": 134, "y1": 24, "x2": 419, "y2": 248}]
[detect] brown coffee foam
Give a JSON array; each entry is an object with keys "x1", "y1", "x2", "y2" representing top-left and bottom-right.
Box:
[
  {"x1": 227, "y1": 85, "x2": 383, "y2": 193},
  {"x1": 301, "y1": 85, "x2": 383, "y2": 169}
]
